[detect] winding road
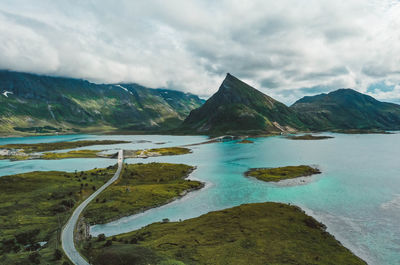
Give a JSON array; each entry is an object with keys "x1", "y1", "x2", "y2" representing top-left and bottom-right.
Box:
[{"x1": 61, "y1": 150, "x2": 124, "y2": 265}]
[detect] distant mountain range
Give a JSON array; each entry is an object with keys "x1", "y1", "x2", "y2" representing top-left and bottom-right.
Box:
[
  {"x1": 180, "y1": 74, "x2": 400, "y2": 135},
  {"x1": 0, "y1": 70, "x2": 204, "y2": 135},
  {"x1": 1, "y1": 70, "x2": 399, "y2": 136},
  {"x1": 291, "y1": 89, "x2": 400, "y2": 131}
]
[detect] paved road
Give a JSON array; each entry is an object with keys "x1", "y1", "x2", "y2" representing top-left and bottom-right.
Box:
[{"x1": 61, "y1": 150, "x2": 124, "y2": 265}]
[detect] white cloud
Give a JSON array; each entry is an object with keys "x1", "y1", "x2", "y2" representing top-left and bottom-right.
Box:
[{"x1": 0, "y1": 0, "x2": 400, "y2": 102}]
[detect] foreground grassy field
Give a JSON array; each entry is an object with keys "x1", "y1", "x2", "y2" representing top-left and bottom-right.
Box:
[
  {"x1": 0, "y1": 140, "x2": 129, "y2": 153},
  {"x1": 82, "y1": 202, "x2": 366, "y2": 265},
  {"x1": 83, "y1": 162, "x2": 203, "y2": 224},
  {"x1": 245, "y1": 165, "x2": 321, "y2": 182},
  {"x1": 0, "y1": 165, "x2": 117, "y2": 265}
]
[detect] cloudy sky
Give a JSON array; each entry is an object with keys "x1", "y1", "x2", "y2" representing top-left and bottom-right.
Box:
[{"x1": 1, "y1": 0, "x2": 400, "y2": 104}]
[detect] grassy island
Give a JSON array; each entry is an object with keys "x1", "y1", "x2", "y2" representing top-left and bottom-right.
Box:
[
  {"x1": 41, "y1": 149, "x2": 101, "y2": 159},
  {"x1": 245, "y1": 165, "x2": 321, "y2": 182},
  {"x1": 0, "y1": 165, "x2": 117, "y2": 265},
  {"x1": 287, "y1": 134, "x2": 334, "y2": 140},
  {"x1": 81, "y1": 202, "x2": 366, "y2": 265},
  {"x1": 124, "y1": 147, "x2": 191, "y2": 159},
  {"x1": 0, "y1": 140, "x2": 129, "y2": 153},
  {"x1": 83, "y1": 162, "x2": 203, "y2": 224},
  {"x1": 0, "y1": 146, "x2": 191, "y2": 161},
  {"x1": 40, "y1": 147, "x2": 191, "y2": 160}
]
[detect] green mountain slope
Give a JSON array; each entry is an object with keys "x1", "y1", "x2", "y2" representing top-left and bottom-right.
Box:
[
  {"x1": 180, "y1": 73, "x2": 305, "y2": 135},
  {"x1": 291, "y1": 89, "x2": 400, "y2": 131},
  {"x1": 0, "y1": 71, "x2": 203, "y2": 135}
]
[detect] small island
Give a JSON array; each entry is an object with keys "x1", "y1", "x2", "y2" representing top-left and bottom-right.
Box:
[
  {"x1": 0, "y1": 140, "x2": 129, "y2": 153},
  {"x1": 0, "y1": 146, "x2": 192, "y2": 161},
  {"x1": 286, "y1": 134, "x2": 333, "y2": 140},
  {"x1": 0, "y1": 140, "x2": 130, "y2": 160},
  {"x1": 124, "y1": 147, "x2": 191, "y2": 159},
  {"x1": 245, "y1": 165, "x2": 321, "y2": 182},
  {"x1": 41, "y1": 149, "x2": 101, "y2": 159}
]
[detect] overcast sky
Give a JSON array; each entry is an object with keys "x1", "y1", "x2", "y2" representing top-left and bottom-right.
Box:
[{"x1": 1, "y1": 0, "x2": 400, "y2": 104}]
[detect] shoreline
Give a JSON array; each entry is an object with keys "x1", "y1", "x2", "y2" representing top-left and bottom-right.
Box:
[
  {"x1": 89, "y1": 179, "x2": 213, "y2": 237},
  {"x1": 87, "y1": 182, "x2": 205, "y2": 227},
  {"x1": 299, "y1": 205, "x2": 374, "y2": 265},
  {"x1": 85, "y1": 166, "x2": 204, "y2": 227},
  {"x1": 1, "y1": 129, "x2": 398, "y2": 139},
  {"x1": 88, "y1": 201, "x2": 368, "y2": 265},
  {"x1": 244, "y1": 165, "x2": 321, "y2": 183},
  {"x1": 244, "y1": 170, "x2": 322, "y2": 187}
]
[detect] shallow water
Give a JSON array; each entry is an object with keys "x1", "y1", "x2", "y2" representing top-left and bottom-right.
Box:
[{"x1": 1, "y1": 133, "x2": 400, "y2": 265}]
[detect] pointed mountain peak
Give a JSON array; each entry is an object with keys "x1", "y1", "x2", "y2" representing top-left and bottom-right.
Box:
[
  {"x1": 217, "y1": 73, "x2": 260, "y2": 97},
  {"x1": 221, "y1": 72, "x2": 246, "y2": 85},
  {"x1": 224, "y1": 72, "x2": 236, "y2": 81},
  {"x1": 181, "y1": 74, "x2": 304, "y2": 135}
]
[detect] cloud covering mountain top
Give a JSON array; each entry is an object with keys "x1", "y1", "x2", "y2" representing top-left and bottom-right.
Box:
[{"x1": 1, "y1": 0, "x2": 400, "y2": 104}]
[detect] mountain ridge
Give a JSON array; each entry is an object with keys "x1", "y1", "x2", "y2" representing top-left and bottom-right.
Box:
[
  {"x1": 2, "y1": 70, "x2": 400, "y2": 136},
  {"x1": 181, "y1": 74, "x2": 400, "y2": 135},
  {"x1": 291, "y1": 88, "x2": 400, "y2": 131},
  {"x1": 0, "y1": 70, "x2": 204, "y2": 135}
]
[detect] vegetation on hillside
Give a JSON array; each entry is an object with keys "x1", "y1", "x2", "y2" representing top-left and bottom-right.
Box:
[
  {"x1": 0, "y1": 70, "x2": 204, "y2": 135},
  {"x1": 0, "y1": 165, "x2": 117, "y2": 265},
  {"x1": 81, "y1": 202, "x2": 366, "y2": 265},
  {"x1": 245, "y1": 165, "x2": 321, "y2": 182},
  {"x1": 180, "y1": 73, "x2": 305, "y2": 135},
  {"x1": 291, "y1": 88, "x2": 400, "y2": 131},
  {"x1": 83, "y1": 163, "x2": 203, "y2": 224}
]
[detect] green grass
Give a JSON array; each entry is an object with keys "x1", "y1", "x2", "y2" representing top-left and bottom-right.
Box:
[
  {"x1": 124, "y1": 147, "x2": 192, "y2": 158},
  {"x1": 0, "y1": 146, "x2": 190, "y2": 161},
  {"x1": 245, "y1": 165, "x2": 321, "y2": 182},
  {"x1": 83, "y1": 163, "x2": 203, "y2": 225},
  {"x1": 0, "y1": 140, "x2": 129, "y2": 153},
  {"x1": 82, "y1": 202, "x2": 366, "y2": 265},
  {"x1": 0, "y1": 165, "x2": 118, "y2": 265},
  {"x1": 286, "y1": 134, "x2": 334, "y2": 140},
  {"x1": 0, "y1": 155, "x2": 29, "y2": 161},
  {"x1": 146, "y1": 147, "x2": 191, "y2": 156},
  {"x1": 41, "y1": 150, "x2": 102, "y2": 159}
]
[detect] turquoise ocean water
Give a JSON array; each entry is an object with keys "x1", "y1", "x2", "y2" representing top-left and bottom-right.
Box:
[{"x1": 1, "y1": 133, "x2": 399, "y2": 265}]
